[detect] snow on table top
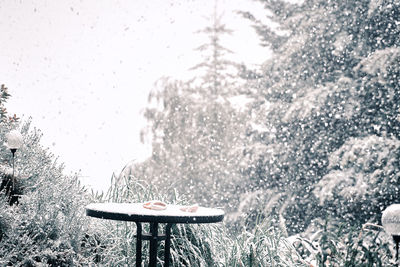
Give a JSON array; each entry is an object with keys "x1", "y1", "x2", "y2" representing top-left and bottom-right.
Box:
[{"x1": 86, "y1": 202, "x2": 224, "y2": 218}]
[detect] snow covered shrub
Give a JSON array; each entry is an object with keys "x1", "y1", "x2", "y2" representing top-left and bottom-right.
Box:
[
  {"x1": 0, "y1": 170, "x2": 23, "y2": 205},
  {"x1": 0, "y1": 119, "x2": 94, "y2": 266},
  {"x1": 224, "y1": 188, "x2": 292, "y2": 236},
  {"x1": 291, "y1": 220, "x2": 393, "y2": 266},
  {"x1": 313, "y1": 135, "x2": 400, "y2": 225}
]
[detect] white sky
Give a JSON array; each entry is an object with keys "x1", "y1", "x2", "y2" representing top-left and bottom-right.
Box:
[{"x1": 0, "y1": 0, "x2": 270, "y2": 193}]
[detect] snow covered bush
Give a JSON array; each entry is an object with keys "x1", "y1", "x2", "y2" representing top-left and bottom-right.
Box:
[
  {"x1": 291, "y1": 220, "x2": 393, "y2": 266},
  {"x1": 314, "y1": 135, "x2": 400, "y2": 225},
  {"x1": 0, "y1": 117, "x2": 94, "y2": 265}
]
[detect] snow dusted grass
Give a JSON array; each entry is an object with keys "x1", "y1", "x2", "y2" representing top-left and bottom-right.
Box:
[{"x1": 223, "y1": 221, "x2": 306, "y2": 266}]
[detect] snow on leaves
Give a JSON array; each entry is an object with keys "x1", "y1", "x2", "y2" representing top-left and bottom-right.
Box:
[{"x1": 314, "y1": 135, "x2": 400, "y2": 222}]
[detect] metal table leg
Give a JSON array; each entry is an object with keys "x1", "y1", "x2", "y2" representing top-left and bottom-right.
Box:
[
  {"x1": 149, "y1": 222, "x2": 159, "y2": 267},
  {"x1": 135, "y1": 222, "x2": 174, "y2": 267},
  {"x1": 135, "y1": 222, "x2": 142, "y2": 267},
  {"x1": 164, "y1": 223, "x2": 173, "y2": 267}
]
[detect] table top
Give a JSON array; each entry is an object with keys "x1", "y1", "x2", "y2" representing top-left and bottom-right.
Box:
[{"x1": 86, "y1": 202, "x2": 224, "y2": 224}]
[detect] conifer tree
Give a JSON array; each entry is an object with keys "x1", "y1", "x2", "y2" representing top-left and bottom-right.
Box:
[
  {"x1": 189, "y1": 2, "x2": 239, "y2": 97},
  {"x1": 130, "y1": 4, "x2": 248, "y2": 212},
  {"x1": 243, "y1": 0, "x2": 400, "y2": 233}
]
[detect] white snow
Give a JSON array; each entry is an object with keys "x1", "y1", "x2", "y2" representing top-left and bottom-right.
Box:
[
  {"x1": 228, "y1": 95, "x2": 252, "y2": 111},
  {"x1": 86, "y1": 202, "x2": 224, "y2": 218}
]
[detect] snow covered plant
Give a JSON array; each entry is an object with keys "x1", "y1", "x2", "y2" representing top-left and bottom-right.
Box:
[
  {"x1": 219, "y1": 218, "x2": 307, "y2": 267},
  {"x1": 313, "y1": 135, "x2": 400, "y2": 226},
  {"x1": 290, "y1": 220, "x2": 393, "y2": 266},
  {"x1": 0, "y1": 120, "x2": 94, "y2": 266}
]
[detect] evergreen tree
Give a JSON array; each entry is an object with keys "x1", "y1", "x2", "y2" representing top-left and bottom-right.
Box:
[
  {"x1": 244, "y1": 0, "x2": 400, "y2": 233},
  {"x1": 128, "y1": 7, "x2": 248, "y2": 213},
  {"x1": 189, "y1": 2, "x2": 239, "y2": 97}
]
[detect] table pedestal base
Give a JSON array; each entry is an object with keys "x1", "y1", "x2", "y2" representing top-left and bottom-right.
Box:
[{"x1": 135, "y1": 222, "x2": 173, "y2": 267}]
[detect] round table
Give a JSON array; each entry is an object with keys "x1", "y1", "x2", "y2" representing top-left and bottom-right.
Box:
[{"x1": 86, "y1": 202, "x2": 224, "y2": 267}]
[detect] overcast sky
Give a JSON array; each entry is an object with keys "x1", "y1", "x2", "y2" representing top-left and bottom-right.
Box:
[{"x1": 0, "y1": 0, "x2": 270, "y2": 193}]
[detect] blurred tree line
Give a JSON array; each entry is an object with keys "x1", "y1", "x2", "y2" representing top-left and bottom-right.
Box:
[{"x1": 125, "y1": 0, "x2": 400, "y2": 236}]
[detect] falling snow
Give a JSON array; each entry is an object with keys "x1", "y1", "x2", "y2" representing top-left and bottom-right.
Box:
[{"x1": 1, "y1": 0, "x2": 400, "y2": 265}]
